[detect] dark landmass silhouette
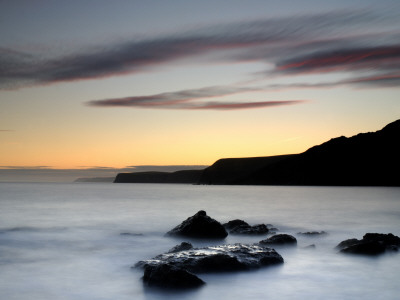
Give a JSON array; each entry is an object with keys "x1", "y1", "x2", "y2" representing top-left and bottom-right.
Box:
[
  {"x1": 199, "y1": 119, "x2": 400, "y2": 186},
  {"x1": 114, "y1": 119, "x2": 399, "y2": 186},
  {"x1": 114, "y1": 170, "x2": 203, "y2": 183}
]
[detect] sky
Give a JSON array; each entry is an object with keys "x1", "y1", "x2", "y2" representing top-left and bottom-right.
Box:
[{"x1": 1, "y1": 0, "x2": 399, "y2": 181}]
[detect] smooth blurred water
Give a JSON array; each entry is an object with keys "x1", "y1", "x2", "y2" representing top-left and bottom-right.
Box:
[{"x1": 0, "y1": 183, "x2": 399, "y2": 300}]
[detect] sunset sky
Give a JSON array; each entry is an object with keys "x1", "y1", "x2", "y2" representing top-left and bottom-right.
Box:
[{"x1": 1, "y1": 0, "x2": 399, "y2": 180}]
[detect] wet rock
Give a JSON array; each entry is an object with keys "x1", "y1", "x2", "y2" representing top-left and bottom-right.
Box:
[
  {"x1": 223, "y1": 219, "x2": 270, "y2": 235},
  {"x1": 260, "y1": 234, "x2": 297, "y2": 246},
  {"x1": 337, "y1": 233, "x2": 400, "y2": 255},
  {"x1": 143, "y1": 264, "x2": 205, "y2": 288},
  {"x1": 167, "y1": 210, "x2": 228, "y2": 239},
  {"x1": 136, "y1": 243, "x2": 284, "y2": 273},
  {"x1": 167, "y1": 242, "x2": 193, "y2": 253}
]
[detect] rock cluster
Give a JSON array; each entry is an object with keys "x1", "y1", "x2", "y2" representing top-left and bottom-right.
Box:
[{"x1": 134, "y1": 210, "x2": 400, "y2": 289}]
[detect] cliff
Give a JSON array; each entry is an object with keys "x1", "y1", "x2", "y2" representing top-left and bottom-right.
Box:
[
  {"x1": 199, "y1": 119, "x2": 400, "y2": 186},
  {"x1": 114, "y1": 169, "x2": 203, "y2": 184}
]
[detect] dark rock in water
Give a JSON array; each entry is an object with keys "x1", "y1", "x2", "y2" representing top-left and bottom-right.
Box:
[
  {"x1": 337, "y1": 233, "x2": 400, "y2": 255},
  {"x1": 143, "y1": 264, "x2": 205, "y2": 288},
  {"x1": 225, "y1": 220, "x2": 269, "y2": 235},
  {"x1": 304, "y1": 244, "x2": 316, "y2": 249},
  {"x1": 167, "y1": 210, "x2": 228, "y2": 239},
  {"x1": 363, "y1": 233, "x2": 400, "y2": 247},
  {"x1": 136, "y1": 243, "x2": 284, "y2": 274},
  {"x1": 297, "y1": 231, "x2": 327, "y2": 236},
  {"x1": 260, "y1": 234, "x2": 297, "y2": 246},
  {"x1": 341, "y1": 241, "x2": 386, "y2": 255},
  {"x1": 230, "y1": 224, "x2": 269, "y2": 235},
  {"x1": 223, "y1": 219, "x2": 269, "y2": 235},
  {"x1": 223, "y1": 219, "x2": 249, "y2": 230},
  {"x1": 336, "y1": 238, "x2": 360, "y2": 249},
  {"x1": 167, "y1": 242, "x2": 193, "y2": 253}
]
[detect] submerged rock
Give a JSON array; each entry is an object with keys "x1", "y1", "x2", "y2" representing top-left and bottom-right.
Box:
[
  {"x1": 143, "y1": 264, "x2": 205, "y2": 288},
  {"x1": 260, "y1": 234, "x2": 297, "y2": 246},
  {"x1": 223, "y1": 219, "x2": 269, "y2": 235},
  {"x1": 166, "y1": 210, "x2": 228, "y2": 239},
  {"x1": 120, "y1": 232, "x2": 143, "y2": 237},
  {"x1": 297, "y1": 231, "x2": 327, "y2": 236},
  {"x1": 337, "y1": 233, "x2": 400, "y2": 255},
  {"x1": 136, "y1": 243, "x2": 284, "y2": 274}
]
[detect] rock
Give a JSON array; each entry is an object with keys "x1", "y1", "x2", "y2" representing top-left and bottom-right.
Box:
[
  {"x1": 167, "y1": 210, "x2": 228, "y2": 239},
  {"x1": 336, "y1": 238, "x2": 360, "y2": 249},
  {"x1": 297, "y1": 231, "x2": 327, "y2": 236},
  {"x1": 337, "y1": 233, "x2": 400, "y2": 255},
  {"x1": 230, "y1": 224, "x2": 269, "y2": 235},
  {"x1": 136, "y1": 243, "x2": 284, "y2": 273},
  {"x1": 304, "y1": 244, "x2": 316, "y2": 249},
  {"x1": 143, "y1": 264, "x2": 205, "y2": 288},
  {"x1": 363, "y1": 233, "x2": 400, "y2": 247},
  {"x1": 223, "y1": 219, "x2": 270, "y2": 235},
  {"x1": 341, "y1": 241, "x2": 386, "y2": 255},
  {"x1": 167, "y1": 242, "x2": 193, "y2": 253},
  {"x1": 260, "y1": 234, "x2": 297, "y2": 246},
  {"x1": 223, "y1": 219, "x2": 249, "y2": 230}
]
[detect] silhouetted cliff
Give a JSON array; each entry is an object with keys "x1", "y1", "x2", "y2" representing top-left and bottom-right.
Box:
[
  {"x1": 198, "y1": 155, "x2": 294, "y2": 185},
  {"x1": 114, "y1": 170, "x2": 203, "y2": 183},
  {"x1": 199, "y1": 119, "x2": 400, "y2": 186}
]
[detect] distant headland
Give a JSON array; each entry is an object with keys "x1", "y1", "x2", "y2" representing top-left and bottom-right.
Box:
[{"x1": 113, "y1": 119, "x2": 400, "y2": 186}]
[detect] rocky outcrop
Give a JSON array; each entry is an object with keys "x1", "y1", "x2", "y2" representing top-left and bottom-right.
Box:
[
  {"x1": 223, "y1": 219, "x2": 270, "y2": 235},
  {"x1": 260, "y1": 234, "x2": 297, "y2": 246},
  {"x1": 136, "y1": 243, "x2": 283, "y2": 272},
  {"x1": 337, "y1": 233, "x2": 400, "y2": 255},
  {"x1": 136, "y1": 243, "x2": 283, "y2": 288},
  {"x1": 166, "y1": 211, "x2": 228, "y2": 239}
]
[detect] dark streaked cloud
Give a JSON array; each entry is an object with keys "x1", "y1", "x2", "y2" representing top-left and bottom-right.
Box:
[
  {"x1": 1, "y1": 8, "x2": 399, "y2": 110},
  {"x1": 87, "y1": 86, "x2": 254, "y2": 108},
  {"x1": 87, "y1": 85, "x2": 306, "y2": 110},
  {"x1": 0, "y1": 10, "x2": 393, "y2": 88},
  {"x1": 276, "y1": 45, "x2": 400, "y2": 74},
  {"x1": 188, "y1": 100, "x2": 306, "y2": 110}
]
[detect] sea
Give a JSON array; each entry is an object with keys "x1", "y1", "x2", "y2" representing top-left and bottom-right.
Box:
[{"x1": 0, "y1": 182, "x2": 399, "y2": 300}]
